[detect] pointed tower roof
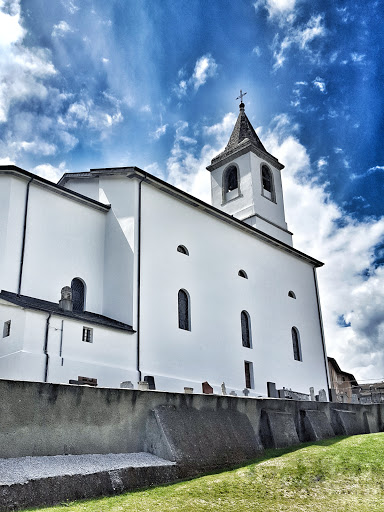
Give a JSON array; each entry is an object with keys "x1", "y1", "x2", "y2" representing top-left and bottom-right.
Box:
[
  {"x1": 206, "y1": 100, "x2": 284, "y2": 172},
  {"x1": 225, "y1": 102, "x2": 267, "y2": 153}
]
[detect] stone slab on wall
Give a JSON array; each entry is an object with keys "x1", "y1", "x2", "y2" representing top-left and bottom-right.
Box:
[
  {"x1": 259, "y1": 410, "x2": 300, "y2": 449},
  {"x1": 0, "y1": 458, "x2": 177, "y2": 511},
  {"x1": 301, "y1": 410, "x2": 334, "y2": 441},
  {"x1": 145, "y1": 405, "x2": 262, "y2": 471},
  {"x1": 331, "y1": 409, "x2": 362, "y2": 436}
]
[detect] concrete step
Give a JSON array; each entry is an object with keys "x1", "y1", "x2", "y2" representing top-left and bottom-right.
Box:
[{"x1": 0, "y1": 453, "x2": 177, "y2": 511}]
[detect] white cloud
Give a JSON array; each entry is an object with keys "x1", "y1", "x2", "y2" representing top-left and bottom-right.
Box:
[
  {"x1": 252, "y1": 46, "x2": 262, "y2": 57},
  {"x1": 313, "y1": 76, "x2": 326, "y2": 93},
  {"x1": 351, "y1": 53, "x2": 365, "y2": 63},
  {"x1": 32, "y1": 162, "x2": 70, "y2": 182},
  {"x1": 150, "y1": 123, "x2": 168, "y2": 140},
  {"x1": 61, "y1": 99, "x2": 123, "y2": 136},
  {"x1": 61, "y1": 0, "x2": 79, "y2": 14},
  {"x1": 350, "y1": 165, "x2": 384, "y2": 181},
  {"x1": 259, "y1": 115, "x2": 384, "y2": 381},
  {"x1": 317, "y1": 157, "x2": 328, "y2": 170},
  {"x1": 272, "y1": 15, "x2": 325, "y2": 69},
  {"x1": 52, "y1": 20, "x2": 73, "y2": 37},
  {"x1": 19, "y1": 140, "x2": 57, "y2": 156},
  {"x1": 174, "y1": 54, "x2": 217, "y2": 98},
  {"x1": 102, "y1": 57, "x2": 109, "y2": 64},
  {"x1": 0, "y1": 1, "x2": 56, "y2": 123},
  {"x1": 254, "y1": 0, "x2": 296, "y2": 18}
]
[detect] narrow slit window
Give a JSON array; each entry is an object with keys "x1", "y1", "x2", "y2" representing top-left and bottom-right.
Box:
[
  {"x1": 178, "y1": 289, "x2": 191, "y2": 331},
  {"x1": 288, "y1": 291, "x2": 296, "y2": 299},
  {"x1": 238, "y1": 270, "x2": 248, "y2": 279},
  {"x1": 3, "y1": 320, "x2": 11, "y2": 338},
  {"x1": 241, "y1": 311, "x2": 252, "y2": 348},
  {"x1": 82, "y1": 327, "x2": 93, "y2": 343},
  {"x1": 244, "y1": 361, "x2": 253, "y2": 389},
  {"x1": 177, "y1": 245, "x2": 189, "y2": 255},
  {"x1": 292, "y1": 327, "x2": 302, "y2": 361}
]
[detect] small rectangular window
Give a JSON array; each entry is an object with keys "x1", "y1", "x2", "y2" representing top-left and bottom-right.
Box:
[
  {"x1": 82, "y1": 327, "x2": 93, "y2": 343},
  {"x1": 3, "y1": 320, "x2": 11, "y2": 338},
  {"x1": 244, "y1": 361, "x2": 254, "y2": 389}
]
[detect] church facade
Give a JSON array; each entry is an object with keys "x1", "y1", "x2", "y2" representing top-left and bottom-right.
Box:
[{"x1": 0, "y1": 102, "x2": 330, "y2": 397}]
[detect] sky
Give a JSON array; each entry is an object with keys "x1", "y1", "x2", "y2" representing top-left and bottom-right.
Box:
[{"x1": 1, "y1": 0, "x2": 384, "y2": 382}]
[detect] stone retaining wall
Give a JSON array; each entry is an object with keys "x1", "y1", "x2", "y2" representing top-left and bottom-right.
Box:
[{"x1": 0, "y1": 379, "x2": 383, "y2": 465}]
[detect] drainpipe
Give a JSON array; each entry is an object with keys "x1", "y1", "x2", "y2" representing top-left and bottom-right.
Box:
[
  {"x1": 18, "y1": 177, "x2": 33, "y2": 295},
  {"x1": 313, "y1": 267, "x2": 331, "y2": 399},
  {"x1": 43, "y1": 313, "x2": 51, "y2": 382},
  {"x1": 136, "y1": 173, "x2": 147, "y2": 382}
]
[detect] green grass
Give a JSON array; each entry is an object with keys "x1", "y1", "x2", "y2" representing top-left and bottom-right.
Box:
[{"x1": 34, "y1": 433, "x2": 384, "y2": 512}]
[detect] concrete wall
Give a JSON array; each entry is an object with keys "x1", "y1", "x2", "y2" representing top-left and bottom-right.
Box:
[{"x1": 0, "y1": 379, "x2": 382, "y2": 460}]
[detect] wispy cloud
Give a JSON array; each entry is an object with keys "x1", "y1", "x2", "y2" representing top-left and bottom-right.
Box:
[
  {"x1": 150, "y1": 123, "x2": 168, "y2": 140},
  {"x1": 52, "y1": 20, "x2": 73, "y2": 37},
  {"x1": 350, "y1": 165, "x2": 384, "y2": 180},
  {"x1": 252, "y1": 46, "x2": 262, "y2": 56},
  {"x1": 174, "y1": 54, "x2": 217, "y2": 98},
  {"x1": 272, "y1": 15, "x2": 326, "y2": 69},
  {"x1": 313, "y1": 76, "x2": 326, "y2": 93},
  {"x1": 61, "y1": 0, "x2": 79, "y2": 14},
  {"x1": 254, "y1": 0, "x2": 296, "y2": 18}
]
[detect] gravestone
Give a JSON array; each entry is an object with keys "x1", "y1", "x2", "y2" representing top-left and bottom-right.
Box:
[
  {"x1": 184, "y1": 387, "x2": 193, "y2": 394},
  {"x1": 243, "y1": 388, "x2": 250, "y2": 396},
  {"x1": 221, "y1": 382, "x2": 227, "y2": 395},
  {"x1": 318, "y1": 389, "x2": 327, "y2": 402},
  {"x1": 229, "y1": 391, "x2": 237, "y2": 396},
  {"x1": 309, "y1": 387, "x2": 315, "y2": 401},
  {"x1": 138, "y1": 381, "x2": 149, "y2": 391},
  {"x1": 267, "y1": 382, "x2": 277, "y2": 398},
  {"x1": 120, "y1": 381, "x2": 134, "y2": 389},
  {"x1": 202, "y1": 381, "x2": 213, "y2": 394}
]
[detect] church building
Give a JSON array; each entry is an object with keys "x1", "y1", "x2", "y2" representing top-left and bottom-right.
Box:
[{"x1": 0, "y1": 100, "x2": 330, "y2": 398}]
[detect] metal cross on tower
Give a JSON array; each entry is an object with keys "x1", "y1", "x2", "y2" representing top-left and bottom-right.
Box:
[{"x1": 236, "y1": 90, "x2": 247, "y2": 103}]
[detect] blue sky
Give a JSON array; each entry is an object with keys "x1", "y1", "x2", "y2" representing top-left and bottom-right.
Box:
[{"x1": 1, "y1": 0, "x2": 384, "y2": 383}]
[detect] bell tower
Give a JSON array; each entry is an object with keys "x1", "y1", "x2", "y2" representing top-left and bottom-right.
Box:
[{"x1": 206, "y1": 95, "x2": 292, "y2": 246}]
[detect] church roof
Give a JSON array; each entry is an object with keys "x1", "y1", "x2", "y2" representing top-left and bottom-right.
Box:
[
  {"x1": 225, "y1": 103, "x2": 267, "y2": 153},
  {"x1": 207, "y1": 103, "x2": 284, "y2": 171},
  {"x1": 0, "y1": 290, "x2": 134, "y2": 332}
]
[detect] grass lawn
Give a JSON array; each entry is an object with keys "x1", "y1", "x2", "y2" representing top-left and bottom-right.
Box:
[{"x1": 33, "y1": 433, "x2": 384, "y2": 512}]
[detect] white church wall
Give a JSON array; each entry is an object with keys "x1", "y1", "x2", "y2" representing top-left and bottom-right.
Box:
[
  {"x1": 63, "y1": 178, "x2": 100, "y2": 203},
  {"x1": 249, "y1": 152, "x2": 288, "y2": 231},
  {"x1": 19, "y1": 183, "x2": 107, "y2": 314},
  {"x1": 99, "y1": 176, "x2": 138, "y2": 326},
  {"x1": 0, "y1": 175, "x2": 29, "y2": 293},
  {"x1": 139, "y1": 182, "x2": 328, "y2": 397},
  {"x1": 0, "y1": 302, "x2": 137, "y2": 387}
]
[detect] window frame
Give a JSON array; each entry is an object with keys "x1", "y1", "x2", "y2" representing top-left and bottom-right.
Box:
[
  {"x1": 292, "y1": 326, "x2": 302, "y2": 361},
  {"x1": 3, "y1": 320, "x2": 11, "y2": 338},
  {"x1": 71, "y1": 277, "x2": 86, "y2": 313},
  {"x1": 178, "y1": 289, "x2": 191, "y2": 331},
  {"x1": 177, "y1": 245, "x2": 189, "y2": 256},
  {"x1": 244, "y1": 360, "x2": 254, "y2": 389},
  {"x1": 241, "y1": 310, "x2": 252, "y2": 348},
  {"x1": 82, "y1": 326, "x2": 93, "y2": 343},
  {"x1": 222, "y1": 164, "x2": 241, "y2": 204},
  {"x1": 260, "y1": 163, "x2": 276, "y2": 202}
]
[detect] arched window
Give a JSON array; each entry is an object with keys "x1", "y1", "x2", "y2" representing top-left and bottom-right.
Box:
[
  {"x1": 177, "y1": 245, "x2": 189, "y2": 255},
  {"x1": 178, "y1": 289, "x2": 190, "y2": 331},
  {"x1": 238, "y1": 270, "x2": 248, "y2": 279},
  {"x1": 288, "y1": 291, "x2": 296, "y2": 299},
  {"x1": 261, "y1": 165, "x2": 275, "y2": 201},
  {"x1": 223, "y1": 165, "x2": 239, "y2": 202},
  {"x1": 241, "y1": 311, "x2": 252, "y2": 348},
  {"x1": 292, "y1": 327, "x2": 302, "y2": 361},
  {"x1": 71, "y1": 278, "x2": 86, "y2": 313}
]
